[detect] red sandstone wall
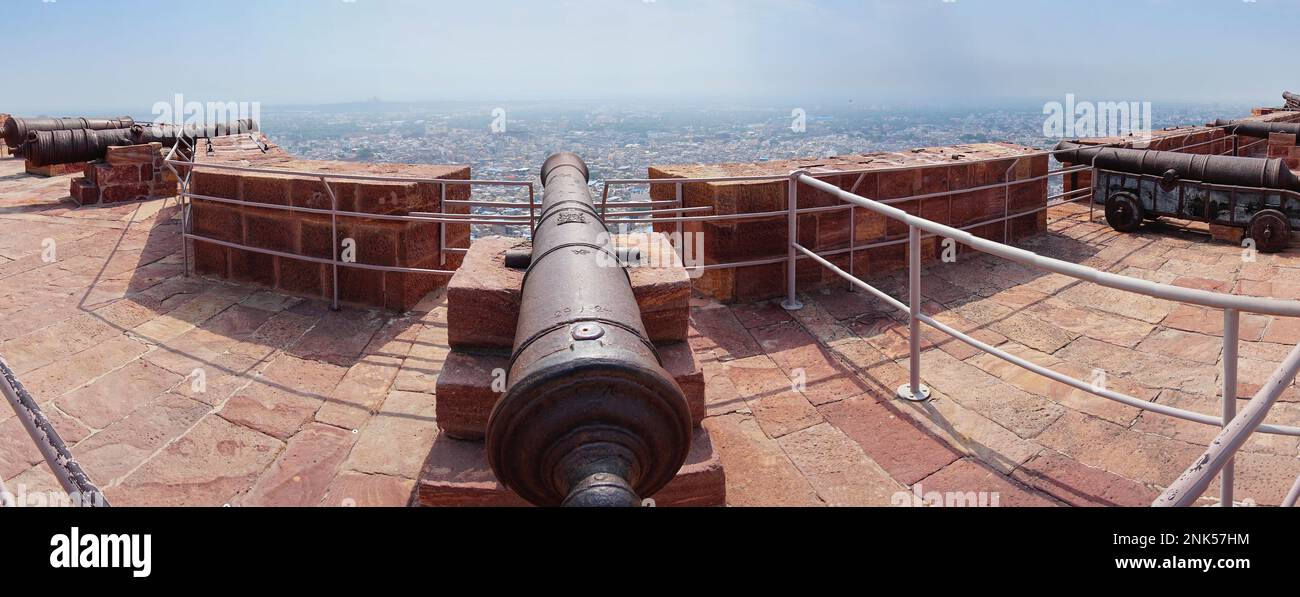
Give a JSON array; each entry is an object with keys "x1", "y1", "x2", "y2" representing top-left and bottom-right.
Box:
[
  {"x1": 648, "y1": 143, "x2": 1048, "y2": 303},
  {"x1": 188, "y1": 156, "x2": 470, "y2": 311}
]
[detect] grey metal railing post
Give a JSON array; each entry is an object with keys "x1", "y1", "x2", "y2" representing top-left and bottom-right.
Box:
[
  {"x1": 782, "y1": 172, "x2": 805, "y2": 311},
  {"x1": 439, "y1": 182, "x2": 447, "y2": 267},
  {"x1": 321, "y1": 176, "x2": 340, "y2": 311},
  {"x1": 1222, "y1": 308, "x2": 1240, "y2": 507},
  {"x1": 675, "y1": 181, "x2": 684, "y2": 247},
  {"x1": 899, "y1": 225, "x2": 930, "y2": 402}
]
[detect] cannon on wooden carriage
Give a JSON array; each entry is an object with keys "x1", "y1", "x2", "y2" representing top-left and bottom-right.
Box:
[{"x1": 1055, "y1": 141, "x2": 1299, "y2": 252}]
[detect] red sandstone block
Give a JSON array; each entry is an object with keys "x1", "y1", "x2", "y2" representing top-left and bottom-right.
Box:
[
  {"x1": 193, "y1": 240, "x2": 229, "y2": 277},
  {"x1": 229, "y1": 248, "x2": 276, "y2": 286},
  {"x1": 814, "y1": 209, "x2": 851, "y2": 251},
  {"x1": 240, "y1": 174, "x2": 291, "y2": 207},
  {"x1": 838, "y1": 171, "x2": 878, "y2": 200},
  {"x1": 69, "y1": 178, "x2": 99, "y2": 206},
  {"x1": 878, "y1": 168, "x2": 921, "y2": 199},
  {"x1": 191, "y1": 170, "x2": 241, "y2": 200},
  {"x1": 384, "y1": 262, "x2": 442, "y2": 312},
  {"x1": 434, "y1": 350, "x2": 510, "y2": 440},
  {"x1": 347, "y1": 222, "x2": 400, "y2": 267},
  {"x1": 919, "y1": 197, "x2": 950, "y2": 225},
  {"x1": 242, "y1": 207, "x2": 298, "y2": 253},
  {"x1": 277, "y1": 257, "x2": 326, "y2": 297},
  {"x1": 100, "y1": 182, "x2": 153, "y2": 204},
  {"x1": 299, "y1": 217, "x2": 348, "y2": 260},
  {"x1": 1008, "y1": 180, "x2": 1045, "y2": 212},
  {"x1": 26, "y1": 161, "x2": 84, "y2": 177},
  {"x1": 289, "y1": 177, "x2": 335, "y2": 211},
  {"x1": 919, "y1": 165, "x2": 948, "y2": 196},
  {"x1": 417, "y1": 426, "x2": 725, "y2": 507},
  {"x1": 447, "y1": 237, "x2": 525, "y2": 349},
  {"x1": 339, "y1": 265, "x2": 385, "y2": 306},
  {"x1": 105, "y1": 143, "x2": 161, "y2": 167},
  {"x1": 87, "y1": 163, "x2": 148, "y2": 187},
  {"x1": 854, "y1": 208, "x2": 886, "y2": 243},
  {"x1": 356, "y1": 181, "x2": 423, "y2": 215}
]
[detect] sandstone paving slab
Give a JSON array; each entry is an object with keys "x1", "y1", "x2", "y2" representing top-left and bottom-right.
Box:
[
  {"x1": 894, "y1": 391, "x2": 1043, "y2": 475},
  {"x1": 1035, "y1": 411, "x2": 1205, "y2": 489},
  {"x1": 819, "y1": 396, "x2": 962, "y2": 486},
  {"x1": 108, "y1": 415, "x2": 284, "y2": 507},
  {"x1": 914, "y1": 458, "x2": 1059, "y2": 507},
  {"x1": 1133, "y1": 390, "x2": 1300, "y2": 457},
  {"x1": 55, "y1": 359, "x2": 183, "y2": 430},
  {"x1": 18, "y1": 335, "x2": 150, "y2": 400},
  {"x1": 1009, "y1": 451, "x2": 1161, "y2": 507},
  {"x1": 701, "y1": 413, "x2": 821, "y2": 506},
  {"x1": 242, "y1": 423, "x2": 357, "y2": 506},
  {"x1": 321, "y1": 471, "x2": 415, "y2": 507},
  {"x1": 1055, "y1": 337, "x2": 1218, "y2": 395},
  {"x1": 777, "y1": 422, "x2": 906, "y2": 506},
  {"x1": 72, "y1": 393, "x2": 210, "y2": 486},
  {"x1": 689, "y1": 304, "x2": 762, "y2": 362},
  {"x1": 343, "y1": 390, "x2": 438, "y2": 479}
]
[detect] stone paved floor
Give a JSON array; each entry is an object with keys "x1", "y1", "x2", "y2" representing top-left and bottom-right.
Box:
[{"x1": 2, "y1": 156, "x2": 1299, "y2": 507}]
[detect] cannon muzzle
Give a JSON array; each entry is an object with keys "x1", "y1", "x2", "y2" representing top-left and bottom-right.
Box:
[
  {"x1": 485, "y1": 152, "x2": 693, "y2": 507},
  {"x1": 1054, "y1": 141, "x2": 1300, "y2": 192}
]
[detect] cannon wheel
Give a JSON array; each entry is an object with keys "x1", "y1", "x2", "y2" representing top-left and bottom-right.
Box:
[
  {"x1": 1248, "y1": 209, "x2": 1292, "y2": 253},
  {"x1": 1105, "y1": 192, "x2": 1144, "y2": 232}
]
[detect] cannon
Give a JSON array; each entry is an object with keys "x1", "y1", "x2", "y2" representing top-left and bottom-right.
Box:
[
  {"x1": 1211, "y1": 118, "x2": 1300, "y2": 142},
  {"x1": 485, "y1": 152, "x2": 692, "y2": 507},
  {"x1": 1056, "y1": 141, "x2": 1299, "y2": 252},
  {"x1": 1284, "y1": 91, "x2": 1300, "y2": 110},
  {"x1": 23, "y1": 119, "x2": 258, "y2": 167},
  {"x1": 1, "y1": 116, "x2": 136, "y2": 149}
]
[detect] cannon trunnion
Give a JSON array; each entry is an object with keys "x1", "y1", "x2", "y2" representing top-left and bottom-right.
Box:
[{"x1": 484, "y1": 152, "x2": 693, "y2": 507}]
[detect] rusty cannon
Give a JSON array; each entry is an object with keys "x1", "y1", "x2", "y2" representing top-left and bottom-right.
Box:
[
  {"x1": 484, "y1": 152, "x2": 692, "y2": 507},
  {"x1": 1211, "y1": 118, "x2": 1300, "y2": 142},
  {"x1": 0, "y1": 115, "x2": 136, "y2": 149},
  {"x1": 1055, "y1": 141, "x2": 1299, "y2": 252},
  {"x1": 22, "y1": 119, "x2": 258, "y2": 167}
]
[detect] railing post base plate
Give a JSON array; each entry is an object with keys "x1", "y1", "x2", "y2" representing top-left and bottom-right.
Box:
[
  {"x1": 781, "y1": 299, "x2": 804, "y2": 312},
  {"x1": 897, "y1": 384, "x2": 931, "y2": 402}
]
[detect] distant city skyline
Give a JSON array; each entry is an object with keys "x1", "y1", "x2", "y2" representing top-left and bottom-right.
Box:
[{"x1": 5, "y1": 0, "x2": 1299, "y2": 114}]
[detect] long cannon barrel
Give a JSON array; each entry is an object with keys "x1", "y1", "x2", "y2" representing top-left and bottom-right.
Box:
[
  {"x1": 1, "y1": 116, "x2": 136, "y2": 148},
  {"x1": 1211, "y1": 118, "x2": 1300, "y2": 141},
  {"x1": 1054, "y1": 141, "x2": 1300, "y2": 192},
  {"x1": 485, "y1": 152, "x2": 692, "y2": 507},
  {"x1": 23, "y1": 119, "x2": 258, "y2": 167}
]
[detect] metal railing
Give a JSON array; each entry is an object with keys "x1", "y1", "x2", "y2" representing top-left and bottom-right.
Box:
[
  {"x1": 784, "y1": 142, "x2": 1300, "y2": 506},
  {"x1": 1, "y1": 356, "x2": 107, "y2": 507}
]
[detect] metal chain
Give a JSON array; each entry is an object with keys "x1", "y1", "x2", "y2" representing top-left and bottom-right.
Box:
[{"x1": 0, "y1": 357, "x2": 109, "y2": 507}]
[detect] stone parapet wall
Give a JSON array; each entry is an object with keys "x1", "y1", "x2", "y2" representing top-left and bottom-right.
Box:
[
  {"x1": 648, "y1": 143, "x2": 1048, "y2": 303},
  {"x1": 187, "y1": 140, "x2": 470, "y2": 311}
]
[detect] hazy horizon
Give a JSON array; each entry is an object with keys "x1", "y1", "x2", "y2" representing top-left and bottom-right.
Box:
[{"x1": 4, "y1": 0, "x2": 1298, "y2": 115}]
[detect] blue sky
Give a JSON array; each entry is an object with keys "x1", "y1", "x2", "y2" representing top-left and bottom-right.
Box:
[{"x1": 5, "y1": 0, "x2": 1299, "y2": 113}]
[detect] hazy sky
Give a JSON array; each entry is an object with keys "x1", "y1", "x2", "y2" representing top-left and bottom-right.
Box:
[{"x1": 5, "y1": 0, "x2": 1299, "y2": 114}]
